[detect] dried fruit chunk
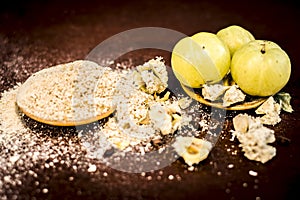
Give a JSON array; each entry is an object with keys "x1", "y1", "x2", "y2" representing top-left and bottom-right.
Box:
[
  {"x1": 256, "y1": 96, "x2": 280, "y2": 115},
  {"x1": 222, "y1": 85, "x2": 246, "y2": 107},
  {"x1": 134, "y1": 56, "x2": 168, "y2": 94},
  {"x1": 172, "y1": 136, "x2": 212, "y2": 166},
  {"x1": 232, "y1": 114, "x2": 276, "y2": 163},
  {"x1": 256, "y1": 96, "x2": 281, "y2": 125},
  {"x1": 233, "y1": 114, "x2": 249, "y2": 133},
  {"x1": 149, "y1": 103, "x2": 173, "y2": 135},
  {"x1": 275, "y1": 92, "x2": 293, "y2": 113},
  {"x1": 202, "y1": 84, "x2": 229, "y2": 101}
]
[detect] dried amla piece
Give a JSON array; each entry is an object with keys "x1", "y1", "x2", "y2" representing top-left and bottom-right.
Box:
[
  {"x1": 233, "y1": 113, "x2": 249, "y2": 133},
  {"x1": 256, "y1": 96, "x2": 281, "y2": 125},
  {"x1": 275, "y1": 92, "x2": 293, "y2": 113},
  {"x1": 202, "y1": 84, "x2": 229, "y2": 101},
  {"x1": 17, "y1": 60, "x2": 122, "y2": 126},
  {"x1": 149, "y1": 103, "x2": 173, "y2": 135},
  {"x1": 223, "y1": 84, "x2": 246, "y2": 107},
  {"x1": 172, "y1": 136, "x2": 212, "y2": 166},
  {"x1": 256, "y1": 96, "x2": 281, "y2": 115},
  {"x1": 232, "y1": 114, "x2": 276, "y2": 163},
  {"x1": 134, "y1": 56, "x2": 168, "y2": 94}
]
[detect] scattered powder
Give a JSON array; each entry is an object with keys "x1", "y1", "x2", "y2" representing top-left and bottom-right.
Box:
[
  {"x1": 0, "y1": 84, "x2": 28, "y2": 134},
  {"x1": 1, "y1": 41, "x2": 231, "y2": 197},
  {"x1": 42, "y1": 188, "x2": 49, "y2": 194},
  {"x1": 78, "y1": 57, "x2": 224, "y2": 173},
  {"x1": 0, "y1": 88, "x2": 89, "y2": 199},
  {"x1": 0, "y1": 70, "x2": 121, "y2": 198},
  {"x1": 225, "y1": 188, "x2": 231, "y2": 194},
  {"x1": 188, "y1": 166, "x2": 195, "y2": 171},
  {"x1": 0, "y1": 56, "x2": 278, "y2": 199},
  {"x1": 140, "y1": 172, "x2": 146, "y2": 177}
]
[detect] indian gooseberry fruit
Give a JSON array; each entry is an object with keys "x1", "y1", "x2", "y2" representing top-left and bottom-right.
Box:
[
  {"x1": 217, "y1": 25, "x2": 255, "y2": 56},
  {"x1": 171, "y1": 32, "x2": 230, "y2": 88},
  {"x1": 231, "y1": 40, "x2": 291, "y2": 97}
]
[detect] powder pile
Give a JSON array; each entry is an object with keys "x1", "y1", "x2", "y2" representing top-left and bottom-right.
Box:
[{"x1": 16, "y1": 60, "x2": 122, "y2": 125}]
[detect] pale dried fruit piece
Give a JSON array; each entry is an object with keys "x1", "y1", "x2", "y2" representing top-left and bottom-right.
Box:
[
  {"x1": 222, "y1": 85, "x2": 246, "y2": 107},
  {"x1": 233, "y1": 114, "x2": 249, "y2": 133},
  {"x1": 259, "y1": 114, "x2": 281, "y2": 126},
  {"x1": 134, "y1": 56, "x2": 168, "y2": 94},
  {"x1": 275, "y1": 92, "x2": 294, "y2": 113},
  {"x1": 171, "y1": 113, "x2": 182, "y2": 131},
  {"x1": 256, "y1": 96, "x2": 281, "y2": 115},
  {"x1": 149, "y1": 101, "x2": 183, "y2": 135},
  {"x1": 149, "y1": 103, "x2": 173, "y2": 135},
  {"x1": 172, "y1": 136, "x2": 212, "y2": 166},
  {"x1": 202, "y1": 84, "x2": 229, "y2": 101},
  {"x1": 256, "y1": 96, "x2": 281, "y2": 125},
  {"x1": 241, "y1": 139, "x2": 276, "y2": 164},
  {"x1": 107, "y1": 137, "x2": 130, "y2": 150},
  {"x1": 232, "y1": 114, "x2": 276, "y2": 163}
]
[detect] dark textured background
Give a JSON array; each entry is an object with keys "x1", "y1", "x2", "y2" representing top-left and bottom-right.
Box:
[{"x1": 1, "y1": 0, "x2": 300, "y2": 199}]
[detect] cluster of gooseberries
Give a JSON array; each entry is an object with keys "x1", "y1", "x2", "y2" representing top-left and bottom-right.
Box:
[{"x1": 171, "y1": 25, "x2": 291, "y2": 97}]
